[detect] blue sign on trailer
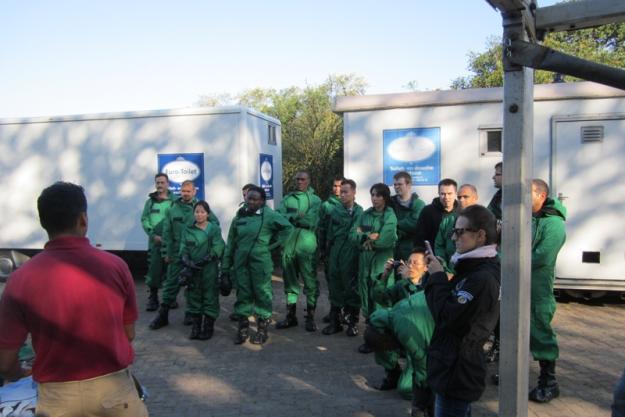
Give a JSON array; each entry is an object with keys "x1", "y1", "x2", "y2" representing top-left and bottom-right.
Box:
[
  {"x1": 158, "y1": 153, "x2": 205, "y2": 200},
  {"x1": 259, "y1": 153, "x2": 274, "y2": 200},
  {"x1": 383, "y1": 127, "x2": 441, "y2": 186}
]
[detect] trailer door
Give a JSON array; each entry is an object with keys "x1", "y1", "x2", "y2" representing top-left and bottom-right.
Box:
[{"x1": 552, "y1": 114, "x2": 625, "y2": 290}]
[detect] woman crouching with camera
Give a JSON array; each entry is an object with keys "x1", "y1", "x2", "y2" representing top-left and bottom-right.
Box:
[{"x1": 423, "y1": 205, "x2": 500, "y2": 417}]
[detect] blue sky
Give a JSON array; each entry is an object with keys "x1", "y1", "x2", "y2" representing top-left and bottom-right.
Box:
[{"x1": 0, "y1": 0, "x2": 560, "y2": 118}]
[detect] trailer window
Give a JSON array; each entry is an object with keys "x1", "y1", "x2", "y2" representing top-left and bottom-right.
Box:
[
  {"x1": 479, "y1": 128, "x2": 502, "y2": 156},
  {"x1": 268, "y1": 125, "x2": 277, "y2": 145}
]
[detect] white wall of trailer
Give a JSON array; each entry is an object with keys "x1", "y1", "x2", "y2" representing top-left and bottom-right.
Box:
[
  {"x1": 337, "y1": 81, "x2": 625, "y2": 289},
  {"x1": 0, "y1": 107, "x2": 281, "y2": 252}
]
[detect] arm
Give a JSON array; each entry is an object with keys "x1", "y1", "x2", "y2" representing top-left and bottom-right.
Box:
[
  {"x1": 161, "y1": 212, "x2": 173, "y2": 259},
  {"x1": 124, "y1": 324, "x2": 136, "y2": 342},
  {"x1": 268, "y1": 212, "x2": 294, "y2": 251},
  {"x1": 297, "y1": 195, "x2": 321, "y2": 229},
  {"x1": 140, "y1": 200, "x2": 152, "y2": 236},
  {"x1": 0, "y1": 348, "x2": 27, "y2": 381},
  {"x1": 221, "y1": 219, "x2": 238, "y2": 271},
  {"x1": 396, "y1": 199, "x2": 424, "y2": 236},
  {"x1": 371, "y1": 211, "x2": 398, "y2": 249},
  {"x1": 210, "y1": 226, "x2": 226, "y2": 260},
  {"x1": 317, "y1": 203, "x2": 330, "y2": 253},
  {"x1": 434, "y1": 221, "x2": 447, "y2": 259},
  {"x1": 532, "y1": 217, "x2": 566, "y2": 269}
]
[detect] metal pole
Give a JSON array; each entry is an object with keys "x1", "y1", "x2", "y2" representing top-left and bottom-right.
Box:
[{"x1": 499, "y1": 10, "x2": 533, "y2": 417}]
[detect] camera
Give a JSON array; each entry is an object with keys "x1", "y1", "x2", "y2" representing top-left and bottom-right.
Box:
[{"x1": 392, "y1": 260, "x2": 403, "y2": 270}]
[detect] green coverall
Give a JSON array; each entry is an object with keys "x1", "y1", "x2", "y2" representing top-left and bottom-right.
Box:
[
  {"x1": 370, "y1": 281, "x2": 434, "y2": 398},
  {"x1": 160, "y1": 197, "x2": 219, "y2": 306},
  {"x1": 141, "y1": 191, "x2": 174, "y2": 288},
  {"x1": 434, "y1": 213, "x2": 458, "y2": 274},
  {"x1": 278, "y1": 187, "x2": 322, "y2": 306},
  {"x1": 530, "y1": 198, "x2": 566, "y2": 361},
  {"x1": 350, "y1": 207, "x2": 398, "y2": 319},
  {"x1": 326, "y1": 203, "x2": 364, "y2": 310},
  {"x1": 222, "y1": 205, "x2": 293, "y2": 320},
  {"x1": 318, "y1": 195, "x2": 342, "y2": 280},
  {"x1": 178, "y1": 222, "x2": 225, "y2": 318},
  {"x1": 391, "y1": 193, "x2": 425, "y2": 262}
]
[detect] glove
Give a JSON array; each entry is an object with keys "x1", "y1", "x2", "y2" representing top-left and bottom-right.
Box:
[
  {"x1": 218, "y1": 272, "x2": 232, "y2": 297},
  {"x1": 178, "y1": 267, "x2": 194, "y2": 288}
]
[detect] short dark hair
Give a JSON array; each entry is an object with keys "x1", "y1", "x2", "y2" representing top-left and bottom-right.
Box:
[
  {"x1": 458, "y1": 205, "x2": 498, "y2": 245},
  {"x1": 532, "y1": 178, "x2": 549, "y2": 196},
  {"x1": 242, "y1": 183, "x2": 255, "y2": 192},
  {"x1": 341, "y1": 179, "x2": 357, "y2": 190},
  {"x1": 194, "y1": 200, "x2": 211, "y2": 214},
  {"x1": 246, "y1": 185, "x2": 267, "y2": 201},
  {"x1": 333, "y1": 175, "x2": 345, "y2": 183},
  {"x1": 495, "y1": 162, "x2": 502, "y2": 170},
  {"x1": 438, "y1": 178, "x2": 457, "y2": 190},
  {"x1": 296, "y1": 169, "x2": 311, "y2": 180},
  {"x1": 393, "y1": 171, "x2": 412, "y2": 184},
  {"x1": 370, "y1": 183, "x2": 392, "y2": 208},
  {"x1": 37, "y1": 182, "x2": 87, "y2": 235},
  {"x1": 410, "y1": 246, "x2": 426, "y2": 256},
  {"x1": 155, "y1": 173, "x2": 169, "y2": 181}
]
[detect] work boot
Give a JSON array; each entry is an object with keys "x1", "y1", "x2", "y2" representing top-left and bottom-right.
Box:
[
  {"x1": 198, "y1": 315, "x2": 215, "y2": 340},
  {"x1": 345, "y1": 307, "x2": 360, "y2": 337},
  {"x1": 146, "y1": 287, "x2": 159, "y2": 312},
  {"x1": 411, "y1": 384, "x2": 434, "y2": 417},
  {"x1": 189, "y1": 314, "x2": 201, "y2": 340},
  {"x1": 149, "y1": 304, "x2": 170, "y2": 330},
  {"x1": 234, "y1": 318, "x2": 250, "y2": 345},
  {"x1": 529, "y1": 360, "x2": 560, "y2": 403},
  {"x1": 183, "y1": 312, "x2": 194, "y2": 326},
  {"x1": 358, "y1": 342, "x2": 374, "y2": 354},
  {"x1": 305, "y1": 304, "x2": 317, "y2": 332},
  {"x1": 374, "y1": 365, "x2": 401, "y2": 390},
  {"x1": 251, "y1": 317, "x2": 269, "y2": 345},
  {"x1": 276, "y1": 304, "x2": 298, "y2": 329},
  {"x1": 322, "y1": 306, "x2": 344, "y2": 335},
  {"x1": 322, "y1": 310, "x2": 331, "y2": 323}
]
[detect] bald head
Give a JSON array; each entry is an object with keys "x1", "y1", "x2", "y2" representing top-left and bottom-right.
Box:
[{"x1": 457, "y1": 184, "x2": 478, "y2": 209}]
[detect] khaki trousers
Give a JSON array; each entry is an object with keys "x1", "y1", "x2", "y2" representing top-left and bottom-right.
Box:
[{"x1": 36, "y1": 368, "x2": 148, "y2": 417}]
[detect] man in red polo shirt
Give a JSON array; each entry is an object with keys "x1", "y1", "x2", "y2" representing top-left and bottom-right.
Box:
[{"x1": 0, "y1": 182, "x2": 147, "y2": 417}]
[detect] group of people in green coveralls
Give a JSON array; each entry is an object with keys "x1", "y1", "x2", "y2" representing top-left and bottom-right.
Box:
[{"x1": 140, "y1": 163, "x2": 567, "y2": 415}]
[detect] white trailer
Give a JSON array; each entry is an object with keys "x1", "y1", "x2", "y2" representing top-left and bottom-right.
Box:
[
  {"x1": 335, "y1": 81, "x2": 625, "y2": 295},
  {"x1": 0, "y1": 106, "x2": 282, "y2": 276}
]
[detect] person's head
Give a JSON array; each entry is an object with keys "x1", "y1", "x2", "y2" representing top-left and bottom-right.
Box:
[
  {"x1": 332, "y1": 175, "x2": 345, "y2": 198},
  {"x1": 438, "y1": 178, "x2": 458, "y2": 211},
  {"x1": 404, "y1": 247, "x2": 428, "y2": 284},
  {"x1": 452, "y1": 205, "x2": 497, "y2": 254},
  {"x1": 241, "y1": 183, "x2": 255, "y2": 200},
  {"x1": 37, "y1": 182, "x2": 88, "y2": 239},
  {"x1": 155, "y1": 173, "x2": 169, "y2": 194},
  {"x1": 393, "y1": 171, "x2": 412, "y2": 199},
  {"x1": 493, "y1": 162, "x2": 503, "y2": 189},
  {"x1": 340, "y1": 179, "x2": 357, "y2": 207},
  {"x1": 294, "y1": 170, "x2": 311, "y2": 192},
  {"x1": 457, "y1": 184, "x2": 478, "y2": 210},
  {"x1": 194, "y1": 200, "x2": 210, "y2": 224},
  {"x1": 180, "y1": 180, "x2": 197, "y2": 203},
  {"x1": 245, "y1": 185, "x2": 266, "y2": 212},
  {"x1": 370, "y1": 183, "x2": 392, "y2": 211},
  {"x1": 531, "y1": 179, "x2": 549, "y2": 214}
]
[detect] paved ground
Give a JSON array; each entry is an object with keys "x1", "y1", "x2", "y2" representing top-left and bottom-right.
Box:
[{"x1": 127, "y1": 272, "x2": 625, "y2": 417}]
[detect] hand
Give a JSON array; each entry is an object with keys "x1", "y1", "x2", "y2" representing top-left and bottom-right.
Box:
[
  {"x1": 356, "y1": 227, "x2": 363, "y2": 234},
  {"x1": 368, "y1": 233, "x2": 380, "y2": 241},
  {"x1": 425, "y1": 252, "x2": 444, "y2": 274},
  {"x1": 152, "y1": 235, "x2": 162, "y2": 244},
  {"x1": 397, "y1": 264, "x2": 409, "y2": 278},
  {"x1": 383, "y1": 259, "x2": 395, "y2": 273}
]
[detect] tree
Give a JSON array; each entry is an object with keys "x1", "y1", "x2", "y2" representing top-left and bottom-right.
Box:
[
  {"x1": 451, "y1": 21, "x2": 625, "y2": 89},
  {"x1": 197, "y1": 74, "x2": 367, "y2": 200}
]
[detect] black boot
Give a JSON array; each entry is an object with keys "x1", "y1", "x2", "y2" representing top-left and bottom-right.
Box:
[
  {"x1": 234, "y1": 318, "x2": 250, "y2": 344},
  {"x1": 322, "y1": 306, "x2": 344, "y2": 335},
  {"x1": 305, "y1": 304, "x2": 317, "y2": 332},
  {"x1": 345, "y1": 306, "x2": 360, "y2": 337},
  {"x1": 146, "y1": 287, "x2": 159, "y2": 312},
  {"x1": 276, "y1": 304, "x2": 298, "y2": 329},
  {"x1": 251, "y1": 317, "x2": 269, "y2": 345},
  {"x1": 149, "y1": 304, "x2": 170, "y2": 330},
  {"x1": 189, "y1": 314, "x2": 201, "y2": 339},
  {"x1": 169, "y1": 299, "x2": 179, "y2": 309},
  {"x1": 529, "y1": 360, "x2": 560, "y2": 403},
  {"x1": 374, "y1": 365, "x2": 401, "y2": 390},
  {"x1": 198, "y1": 315, "x2": 215, "y2": 340},
  {"x1": 411, "y1": 384, "x2": 434, "y2": 417}
]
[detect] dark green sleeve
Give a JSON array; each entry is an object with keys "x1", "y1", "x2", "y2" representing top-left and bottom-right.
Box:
[
  {"x1": 221, "y1": 217, "x2": 238, "y2": 271},
  {"x1": 298, "y1": 195, "x2": 321, "y2": 229},
  {"x1": 268, "y1": 211, "x2": 294, "y2": 251},
  {"x1": 372, "y1": 211, "x2": 398, "y2": 250},
  {"x1": 396, "y1": 199, "x2": 425, "y2": 235},
  {"x1": 532, "y1": 217, "x2": 566, "y2": 269},
  {"x1": 141, "y1": 199, "x2": 152, "y2": 236},
  {"x1": 209, "y1": 225, "x2": 225, "y2": 260}
]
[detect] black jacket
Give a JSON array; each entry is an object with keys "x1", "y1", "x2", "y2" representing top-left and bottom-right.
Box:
[
  {"x1": 414, "y1": 198, "x2": 458, "y2": 247},
  {"x1": 424, "y1": 256, "x2": 500, "y2": 402}
]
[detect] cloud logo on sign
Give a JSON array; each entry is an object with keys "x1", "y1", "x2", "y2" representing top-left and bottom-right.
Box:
[
  {"x1": 387, "y1": 133, "x2": 436, "y2": 162},
  {"x1": 162, "y1": 157, "x2": 201, "y2": 183},
  {"x1": 261, "y1": 160, "x2": 272, "y2": 181}
]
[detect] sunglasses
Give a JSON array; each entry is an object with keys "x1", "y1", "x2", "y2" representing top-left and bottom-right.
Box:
[{"x1": 450, "y1": 227, "x2": 478, "y2": 237}]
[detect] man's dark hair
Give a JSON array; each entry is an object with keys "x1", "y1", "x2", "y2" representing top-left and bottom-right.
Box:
[
  {"x1": 242, "y1": 183, "x2": 255, "y2": 192},
  {"x1": 296, "y1": 169, "x2": 311, "y2": 180},
  {"x1": 495, "y1": 162, "x2": 502, "y2": 170},
  {"x1": 438, "y1": 178, "x2": 458, "y2": 190},
  {"x1": 247, "y1": 185, "x2": 267, "y2": 201},
  {"x1": 341, "y1": 178, "x2": 357, "y2": 190},
  {"x1": 410, "y1": 246, "x2": 426, "y2": 256},
  {"x1": 194, "y1": 200, "x2": 211, "y2": 215},
  {"x1": 393, "y1": 171, "x2": 412, "y2": 184},
  {"x1": 370, "y1": 183, "x2": 392, "y2": 208},
  {"x1": 532, "y1": 178, "x2": 549, "y2": 196},
  {"x1": 155, "y1": 173, "x2": 169, "y2": 181},
  {"x1": 333, "y1": 175, "x2": 345, "y2": 183},
  {"x1": 458, "y1": 205, "x2": 498, "y2": 245},
  {"x1": 37, "y1": 182, "x2": 87, "y2": 235}
]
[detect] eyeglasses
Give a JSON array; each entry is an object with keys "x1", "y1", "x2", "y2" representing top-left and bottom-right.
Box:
[{"x1": 451, "y1": 227, "x2": 478, "y2": 237}]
